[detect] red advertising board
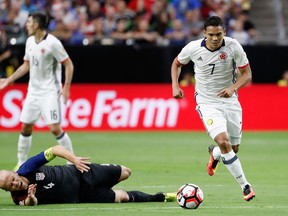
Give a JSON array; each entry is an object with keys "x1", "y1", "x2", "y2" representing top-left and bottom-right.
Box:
[{"x1": 0, "y1": 84, "x2": 287, "y2": 131}]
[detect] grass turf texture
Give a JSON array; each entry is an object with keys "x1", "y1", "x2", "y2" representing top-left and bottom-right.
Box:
[{"x1": 0, "y1": 131, "x2": 287, "y2": 216}]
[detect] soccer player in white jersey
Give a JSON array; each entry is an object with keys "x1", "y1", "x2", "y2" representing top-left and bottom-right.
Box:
[
  {"x1": 0, "y1": 12, "x2": 74, "y2": 169},
  {"x1": 171, "y1": 16, "x2": 255, "y2": 201}
]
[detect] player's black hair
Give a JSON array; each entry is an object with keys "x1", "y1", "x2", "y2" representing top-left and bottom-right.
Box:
[
  {"x1": 204, "y1": 16, "x2": 225, "y2": 30},
  {"x1": 28, "y1": 12, "x2": 48, "y2": 30}
]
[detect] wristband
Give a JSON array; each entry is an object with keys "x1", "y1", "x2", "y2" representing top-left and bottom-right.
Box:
[{"x1": 44, "y1": 147, "x2": 56, "y2": 161}]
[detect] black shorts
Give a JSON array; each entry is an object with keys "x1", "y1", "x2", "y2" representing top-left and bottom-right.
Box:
[{"x1": 79, "y1": 163, "x2": 122, "y2": 203}]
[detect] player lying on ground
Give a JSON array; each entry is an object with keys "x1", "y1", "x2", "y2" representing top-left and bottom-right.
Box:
[{"x1": 0, "y1": 145, "x2": 176, "y2": 206}]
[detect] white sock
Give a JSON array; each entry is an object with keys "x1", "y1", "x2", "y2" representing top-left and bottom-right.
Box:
[
  {"x1": 56, "y1": 132, "x2": 74, "y2": 164},
  {"x1": 56, "y1": 132, "x2": 74, "y2": 153},
  {"x1": 17, "y1": 134, "x2": 32, "y2": 166},
  {"x1": 212, "y1": 146, "x2": 221, "y2": 160},
  {"x1": 221, "y1": 150, "x2": 249, "y2": 189}
]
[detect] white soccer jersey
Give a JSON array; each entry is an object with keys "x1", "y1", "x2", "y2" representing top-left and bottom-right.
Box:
[
  {"x1": 177, "y1": 36, "x2": 249, "y2": 104},
  {"x1": 24, "y1": 34, "x2": 69, "y2": 97}
]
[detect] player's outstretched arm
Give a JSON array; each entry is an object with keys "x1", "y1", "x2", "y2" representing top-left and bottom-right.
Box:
[
  {"x1": 0, "y1": 62, "x2": 29, "y2": 90},
  {"x1": 0, "y1": 78, "x2": 10, "y2": 90},
  {"x1": 51, "y1": 145, "x2": 91, "y2": 173}
]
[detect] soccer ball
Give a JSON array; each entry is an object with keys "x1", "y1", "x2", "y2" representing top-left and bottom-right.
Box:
[{"x1": 177, "y1": 183, "x2": 204, "y2": 209}]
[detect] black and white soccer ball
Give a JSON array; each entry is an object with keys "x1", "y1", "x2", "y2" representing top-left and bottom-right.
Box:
[{"x1": 177, "y1": 183, "x2": 204, "y2": 209}]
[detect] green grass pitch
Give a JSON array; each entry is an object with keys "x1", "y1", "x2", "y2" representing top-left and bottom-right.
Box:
[{"x1": 0, "y1": 131, "x2": 287, "y2": 216}]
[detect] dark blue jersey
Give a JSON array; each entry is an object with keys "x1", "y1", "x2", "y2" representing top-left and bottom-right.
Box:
[
  {"x1": 12, "y1": 151, "x2": 81, "y2": 204},
  {"x1": 10, "y1": 150, "x2": 121, "y2": 205}
]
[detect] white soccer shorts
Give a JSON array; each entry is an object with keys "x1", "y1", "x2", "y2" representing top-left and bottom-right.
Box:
[
  {"x1": 196, "y1": 102, "x2": 242, "y2": 145},
  {"x1": 20, "y1": 94, "x2": 62, "y2": 125}
]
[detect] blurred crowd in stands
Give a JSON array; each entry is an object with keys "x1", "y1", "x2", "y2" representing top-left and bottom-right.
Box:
[{"x1": 0, "y1": 0, "x2": 258, "y2": 47}]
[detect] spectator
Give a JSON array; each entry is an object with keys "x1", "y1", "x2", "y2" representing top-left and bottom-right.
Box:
[
  {"x1": 201, "y1": 0, "x2": 227, "y2": 19},
  {"x1": 227, "y1": 1, "x2": 244, "y2": 33},
  {"x1": 1, "y1": 1, "x2": 27, "y2": 45},
  {"x1": 149, "y1": 0, "x2": 172, "y2": 45},
  {"x1": 61, "y1": 1, "x2": 82, "y2": 44},
  {"x1": 0, "y1": 0, "x2": 257, "y2": 47},
  {"x1": 114, "y1": 0, "x2": 136, "y2": 31},
  {"x1": 0, "y1": 29, "x2": 19, "y2": 78},
  {"x1": 21, "y1": 0, "x2": 38, "y2": 13},
  {"x1": 237, "y1": 10, "x2": 259, "y2": 45},
  {"x1": 102, "y1": 5, "x2": 117, "y2": 36},
  {"x1": 101, "y1": 0, "x2": 118, "y2": 14},
  {"x1": 151, "y1": 0, "x2": 169, "y2": 16},
  {"x1": 110, "y1": 18, "x2": 131, "y2": 45},
  {"x1": 182, "y1": 9, "x2": 203, "y2": 40},
  {"x1": 204, "y1": 0, "x2": 231, "y2": 30},
  {"x1": 92, "y1": 17, "x2": 106, "y2": 45},
  {"x1": 164, "y1": 18, "x2": 189, "y2": 46},
  {"x1": 49, "y1": 10, "x2": 72, "y2": 44},
  {"x1": 42, "y1": 1, "x2": 54, "y2": 25},
  {"x1": 277, "y1": 70, "x2": 288, "y2": 87},
  {"x1": 131, "y1": 18, "x2": 158, "y2": 45},
  {"x1": 128, "y1": 0, "x2": 153, "y2": 20},
  {"x1": 87, "y1": 0, "x2": 104, "y2": 20},
  {"x1": 78, "y1": 7, "x2": 96, "y2": 45},
  {"x1": 61, "y1": 1, "x2": 80, "y2": 29},
  {"x1": 229, "y1": 19, "x2": 250, "y2": 45},
  {"x1": 0, "y1": 0, "x2": 12, "y2": 23},
  {"x1": 170, "y1": 0, "x2": 202, "y2": 21},
  {"x1": 9, "y1": 0, "x2": 29, "y2": 29},
  {"x1": 68, "y1": 6, "x2": 86, "y2": 45},
  {"x1": 150, "y1": 10, "x2": 171, "y2": 37}
]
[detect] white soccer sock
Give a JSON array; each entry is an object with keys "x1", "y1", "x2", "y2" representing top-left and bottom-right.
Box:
[
  {"x1": 57, "y1": 132, "x2": 74, "y2": 152},
  {"x1": 221, "y1": 150, "x2": 249, "y2": 189},
  {"x1": 17, "y1": 134, "x2": 32, "y2": 166},
  {"x1": 212, "y1": 146, "x2": 221, "y2": 160},
  {"x1": 56, "y1": 132, "x2": 74, "y2": 164}
]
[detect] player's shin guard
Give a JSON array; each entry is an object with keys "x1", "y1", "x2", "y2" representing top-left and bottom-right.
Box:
[
  {"x1": 221, "y1": 150, "x2": 249, "y2": 189},
  {"x1": 17, "y1": 133, "x2": 32, "y2": 166},
  {"x1": 56, "y1": 132, "x2": 74, "y2": 153},
  {"x1": 127, "y1": 191, "x2": 165, "y2": 202},
  {"x1": 57, "y1": 132, "x2": 74, "y2": 164}
]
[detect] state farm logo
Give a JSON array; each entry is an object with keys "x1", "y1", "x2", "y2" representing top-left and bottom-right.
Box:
[
  {"x1": 91, "y1": 91, "x2": 179, "y2": 128},
  {"x1": 0, "y1": 89, "x2": 180, "y2": 129}
]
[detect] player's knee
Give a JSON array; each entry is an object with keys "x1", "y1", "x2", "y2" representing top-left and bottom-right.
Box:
[
  {"x1": 49, "y1": 124, "x2": 62, "y2": 136},
  {"x1": 232, "y1": 145, "x2": 239, "y2": 153},
  {"x1": 21, "y1": 123, "x2": 33, "y2": 135},
  {"x1": 119, "y1": 166, "x2": 131, "y2": 181},
  {"x1": 114, "y1": 190, "x2": 129, "y2": 203},
  {"x1": 215, "y1": 134, "x2": 231, "y2": 152},
  {"x1": 215, "y1": 137, "x2": 230, "y2": 148},
  {"x1": 219, "y1": 139, "x2": 230, "y2": 147}
]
